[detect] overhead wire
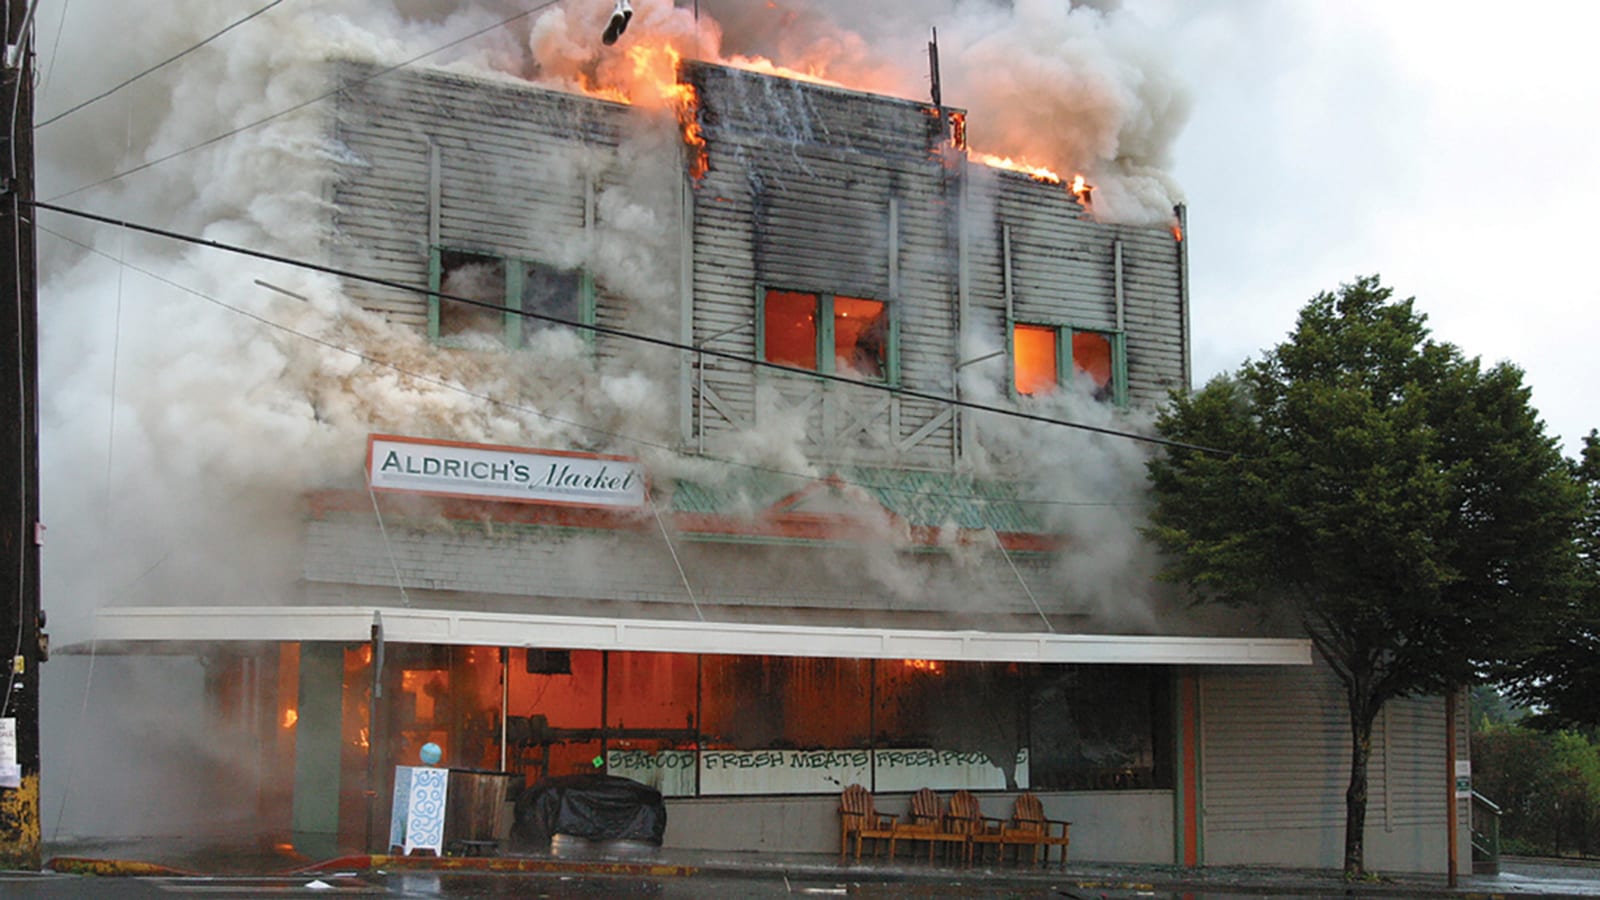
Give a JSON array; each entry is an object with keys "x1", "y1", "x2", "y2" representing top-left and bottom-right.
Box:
[
  {"x1": 29, "y1": 198, "x2": 1235, "y2": 459},
  {"x1": 35, "y1": 0, "x2": 287, "y2": 130},
  {"x1": 35, "y1": 0, "x2": 67, "y2": 109},
  {"x1": 32, "y1": 218, "x2": 1148, "y2": 517},
  {"x1": 43, "y1": 0, "x2": 565, "y2": 202}
]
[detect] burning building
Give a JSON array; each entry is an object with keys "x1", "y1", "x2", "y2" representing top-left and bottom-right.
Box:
[{"x1": 39, "y1": 0, "x2": 1465, "y2": 878}]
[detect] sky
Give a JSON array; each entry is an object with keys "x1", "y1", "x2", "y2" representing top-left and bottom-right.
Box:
[{"x1": 1152, "y1": 1, "x2": 1600, "y2": 456}]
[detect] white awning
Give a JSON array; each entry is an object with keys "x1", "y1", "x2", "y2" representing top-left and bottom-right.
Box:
[{"x1": 73, "y1": 605, "x2": 1313, "y2": 666}]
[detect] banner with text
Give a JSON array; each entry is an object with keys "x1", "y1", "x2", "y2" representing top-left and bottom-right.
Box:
[
  {"x1": 873, "y1": 748, "x2": 1029, "y2": 792},
  {"x1": 688, "y1": 747, "x2": 1030, "y2": 795},
  {"x1": 605, "y1": 749, "x2": 698, "y2": 797},
  {"x1": 699, "y1": 749, "x2": 872, "y2": 795},
  {"x1": 367, "y1": 434, "x2": 646, "y2": 509}
]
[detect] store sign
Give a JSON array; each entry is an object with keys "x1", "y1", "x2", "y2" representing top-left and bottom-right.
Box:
[{"x1": 367, "y1": 434, "x2": 646, "y2": 509}]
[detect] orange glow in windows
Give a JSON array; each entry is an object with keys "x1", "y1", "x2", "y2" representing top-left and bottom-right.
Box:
[
  {"x1": 1013, "y1": 324, "x2": 1119, "y2": 401},
  {"x1": 1072, "y1": 330, "x2": 1114, "y2": 400},
  {"x1": 763, "y1": 290, "x2": 819, "y2": 370},
  {"x1": 1013, "y1": 324, "x2": 1060, "y2": 396},
  {"x1": 763, "y1": 290, "x2": 888, "y2": 380}
]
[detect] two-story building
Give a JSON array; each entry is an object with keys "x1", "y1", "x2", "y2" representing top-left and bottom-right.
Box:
[{"x1": 77, "y1": 56, "x2": 1467, "y2": 874}]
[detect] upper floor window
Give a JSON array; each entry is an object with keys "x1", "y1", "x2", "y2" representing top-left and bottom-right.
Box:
[
  {"x1": 430, "y1": 247, "x2": 591, "y2": 347},
  {"x1": 763, "y1": 289, "x2": 891, "y2": 381},
  {"x1": 1012, "y1": 322, "x2": 1124, "y2": 403}
]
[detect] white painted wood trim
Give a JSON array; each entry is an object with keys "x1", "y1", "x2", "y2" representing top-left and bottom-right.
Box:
[{"x1": 80, "y1": 605, "x2": 1313, "y2": 666}]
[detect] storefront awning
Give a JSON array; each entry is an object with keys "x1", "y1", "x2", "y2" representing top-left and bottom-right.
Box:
[{"x1": 75, "y1": 605, "x2": 1312, "y2": 666}]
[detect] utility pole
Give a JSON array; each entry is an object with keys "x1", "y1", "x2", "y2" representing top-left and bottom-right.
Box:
[{"x1": 1, "y1": 0, "x2": 43, "y2": 871}]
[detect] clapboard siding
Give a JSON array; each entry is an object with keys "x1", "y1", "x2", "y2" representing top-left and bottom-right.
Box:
[
  {"x1": 687, "y1": 62, "x2": 961, "y2": 468},
  {"x1": 329, "y1": 60, "x2": 631, "y2": 367},
  {"x1": 328, "y1": 58, "x2": 1186, "y2": 468},
  {"x1": 956, "y1": 167, "x2": 1188, "y2": 413},
  {"x1": 1201, "y1": 664, "x2": 1351, "y2": 833},
  {"x1": 1200, "y1": 661, "x2": 1449, "y2": 867}
]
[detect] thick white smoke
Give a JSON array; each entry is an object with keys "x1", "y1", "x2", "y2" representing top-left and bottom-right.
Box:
[{"x1": 31, "y1": 0, "x2": 1191, "y2": 838}]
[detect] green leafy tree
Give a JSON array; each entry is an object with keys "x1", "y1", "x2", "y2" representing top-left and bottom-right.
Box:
[
  {"x1": 1503, "y1": 431, "x2": 1600, "y2": 729},
  {"x1": 1146, "y1": 276, "x2": 1581, "y2": 877},
  {"x1": 1475, "y1": 725, "x2": 1600, "y2": 857}
]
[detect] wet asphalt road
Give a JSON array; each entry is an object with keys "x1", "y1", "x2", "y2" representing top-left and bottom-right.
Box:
[
  {"x1": 0, "y1": 870, "x2": 1260, "y2": 898},
  {"x1": 4, "y1": 859, "x2": 1598, "y2": 898}
]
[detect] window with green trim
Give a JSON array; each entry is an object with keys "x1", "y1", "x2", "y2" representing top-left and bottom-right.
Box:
[
  {"x1": 762, "y1": 288, "x2": 893, "y2": 382},
  {"x1": 1011, "y1": 322, "x2": 1125, "y2": 404},
  {"x1": 430, "y1": 248, "x2": 592, "y2": 347}
]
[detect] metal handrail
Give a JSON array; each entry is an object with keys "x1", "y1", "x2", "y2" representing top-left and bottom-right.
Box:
[{"x1": 1470, "y1": 790, "x2": 1502, "y2": 874}]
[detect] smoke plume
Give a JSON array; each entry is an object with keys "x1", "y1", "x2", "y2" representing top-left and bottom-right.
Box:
[{"x1": 32, "y1": 0, "x2": 1191, "y2": 837}]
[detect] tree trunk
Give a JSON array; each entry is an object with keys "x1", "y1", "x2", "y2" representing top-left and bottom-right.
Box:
[{"x1": 1344, "y1": 697, "x2": 1380, "y2": 878}]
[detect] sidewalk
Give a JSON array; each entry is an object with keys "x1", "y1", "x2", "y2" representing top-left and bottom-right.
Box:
[{"x1": 35, "y1": 835, "x2": 1600, "y2": 898}]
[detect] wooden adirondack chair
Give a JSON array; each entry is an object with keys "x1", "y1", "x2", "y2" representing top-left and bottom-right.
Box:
[
  {"x1": 838, "y1": 784, "x2": 903, "y2": 861},
  {"x1": 895, "y1": 788, "x2": 970, "y2": 864},
  {"x1": 998, "y1": 792, "x2": 1071, "y2": 867},
  {"x1": 944, "y1": 790, "x2": 1004, "y2": 866}
]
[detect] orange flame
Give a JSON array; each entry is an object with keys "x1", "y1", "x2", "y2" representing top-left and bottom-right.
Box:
[
  {"x1": 903, "y1": 659, "x2": 945, "y2": 674},
  {"x1": 282, "y1": 707, "x2": 298, "y2": 729},
  {"x1": 670, "y1": 80, "x2": 708, "y2": 181},
  {"x1": 1171, "y1": 222, "x2": 1183, "y2": 242},
  {"x1": 946, "y1": 111, "x2": 968, "y2": 151},
  {"x1": 973, "y1": 152, "x2": 1062, "y2": 185},
  {"x1": 1070, "y1": 174, "x2": 1093, "y2": 205}
]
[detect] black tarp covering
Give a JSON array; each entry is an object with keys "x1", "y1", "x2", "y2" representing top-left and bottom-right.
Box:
[{"x1": 511, "y1": 774, "x2": 667, "y2": 847}]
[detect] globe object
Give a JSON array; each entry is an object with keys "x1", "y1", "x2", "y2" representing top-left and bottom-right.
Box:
[{"x1": 419, "y1": 742, "x2": 443, "y2": 766}]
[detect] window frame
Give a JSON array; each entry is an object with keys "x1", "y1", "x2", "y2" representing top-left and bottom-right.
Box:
[
  {"x1": 1008, "y1": 319, "x2": 1127, "y2": 405},
  {"x1": 757, "y1": 285, "x2": 899, "y2": 385},
  {"x1": 428, "y1": 246, "x2": 595, "y2": 349}
]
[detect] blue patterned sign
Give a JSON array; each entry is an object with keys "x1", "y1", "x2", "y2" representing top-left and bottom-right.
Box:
[{"x1": 389, "y1": 765, "x2": 449, "y2": 855}]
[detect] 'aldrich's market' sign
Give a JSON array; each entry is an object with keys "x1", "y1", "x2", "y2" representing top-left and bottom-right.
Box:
[{"x1": 366, "y1": 434, "x2": 647, "y2": 509}]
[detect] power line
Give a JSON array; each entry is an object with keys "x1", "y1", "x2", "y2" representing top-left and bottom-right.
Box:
[
  {"x1": 34, "y1": 221, "x2": 1141, "y2": 516},
  {"x1": 43, "y1": 0, "x2": 563, "y2": 202},
  {"x1": 35, "y1": 0, "x2": 287, "y2": 130},
  {"x1": 29, "y1": 199, "x2": 1235, "y2": 458}
]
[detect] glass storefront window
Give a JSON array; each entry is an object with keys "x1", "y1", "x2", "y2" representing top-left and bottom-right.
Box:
[
  {"x1": 699, "y1": 656, "x2": 872, "y2": 795},
  {"x1": 1028, "y1": 664, "x2": 1173, "y2": 791},
  {"x1": 874, "y1": 660, "x2": 1029, "y2": 790},
  {"x1": 606, "y1": 652, "x2": 699, "y2": 796}
]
